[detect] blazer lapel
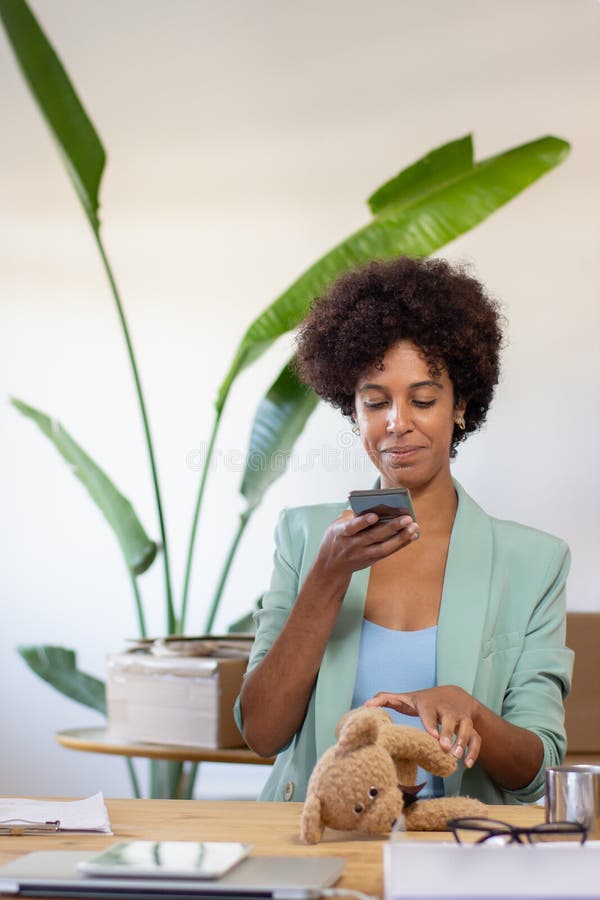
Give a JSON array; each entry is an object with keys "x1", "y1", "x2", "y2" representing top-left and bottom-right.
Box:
[
  {"x1": 314, "y1": 482, "x2": 381, "y2": 759},
  {"x1": 314, "y1": 565, "x2": 369, "y2": 761},
  {"x1": 438, "y1": 480, "x2": 493, "y2": 795}
]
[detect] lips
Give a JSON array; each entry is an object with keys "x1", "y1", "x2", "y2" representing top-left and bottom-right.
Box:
[{"x1": 381, "y1": 446, "x2": 422, "y2": 457}]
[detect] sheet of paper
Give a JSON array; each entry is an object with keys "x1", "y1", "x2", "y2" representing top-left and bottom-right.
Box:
[{"x1": 0, "y1": 792, "x2": 112, "y2": 833}]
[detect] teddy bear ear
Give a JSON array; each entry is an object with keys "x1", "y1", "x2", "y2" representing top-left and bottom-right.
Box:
[
  {"x1": 300, "y1": 794, "x2": 325, "y2": 844},
  {"x1": 337, "y1": 708, "x2": 380, "y2": 750}
]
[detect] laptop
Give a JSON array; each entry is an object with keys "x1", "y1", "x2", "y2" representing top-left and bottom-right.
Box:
[{"x1": 0, "y1": 850, "x2": 345, "y2": 899}]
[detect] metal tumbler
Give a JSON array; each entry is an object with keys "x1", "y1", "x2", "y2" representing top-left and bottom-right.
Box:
[{"x1": 546, "y1": 764, "x2": 600, "y2": 838}]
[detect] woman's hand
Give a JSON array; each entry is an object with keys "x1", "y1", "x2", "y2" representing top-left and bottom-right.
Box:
[
  {"x1": 365, "y1": 686, "x2": 482, "y2": 767},
  {"x1": 314, "y1": 510, "x2": 419, "y2": 583}
]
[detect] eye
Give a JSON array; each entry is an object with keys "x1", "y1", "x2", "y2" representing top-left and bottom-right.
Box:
[
  {"x1": 412, "y1": 399, "x2": 435, "y2": 409},
  {"x1": 364, "y1": 401, "x2": 387, "y2": 409},
  {"x1": 368, "y1": 787, "x2": 378, "y2": 798},
  {"x1": 353, "y1": 803, "x2": 364, "y2": 814}
]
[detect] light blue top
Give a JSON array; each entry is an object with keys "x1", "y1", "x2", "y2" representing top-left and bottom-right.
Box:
[{"x1": 351, "y1": 619, "x2": 443, "y2": 798}]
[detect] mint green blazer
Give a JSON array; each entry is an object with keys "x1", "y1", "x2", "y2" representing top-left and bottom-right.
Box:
[{"x1": 234, "y1": 481, "x2": 573, "y2": 804}]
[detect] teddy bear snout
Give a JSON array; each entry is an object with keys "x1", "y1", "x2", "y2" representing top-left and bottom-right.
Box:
[
  {"x1": 352, "y1": 785, "x2": 379, "y2": 816},
  {"x1": 359, "y1": 789, "x2": 403, "y2": 834}
]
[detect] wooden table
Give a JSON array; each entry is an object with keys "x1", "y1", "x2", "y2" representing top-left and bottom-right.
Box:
[
  {"x1": 57, "y1": 729, "x2": 599, "y2": 769},
  {"x1": 0, "y1": 799, "x2": 544, "y2": 899},
  {"x1": 56, "y1": 728, "x2": 275, "y2": 766}
]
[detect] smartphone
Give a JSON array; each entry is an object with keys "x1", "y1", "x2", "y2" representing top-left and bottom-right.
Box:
[
  {"x1": 348, "y1": 487, "x2": 416, "y2": 521},
  {"x1": 77, "y1": 840, "x2": 252, "y2": 880}
]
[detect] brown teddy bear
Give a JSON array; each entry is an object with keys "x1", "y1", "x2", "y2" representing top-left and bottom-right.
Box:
[{"x1": 300, "y1": 707, "x2": 488, "y2": 843}]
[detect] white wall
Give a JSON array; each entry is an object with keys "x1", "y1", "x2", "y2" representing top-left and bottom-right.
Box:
[{"x1": 1, "y1": 0, "x2": 598, "y2": 798}]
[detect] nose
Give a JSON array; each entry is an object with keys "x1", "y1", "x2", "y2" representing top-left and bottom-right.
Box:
[{"x1": 386, "y1": 402, "x2": 412, "y2": 434}]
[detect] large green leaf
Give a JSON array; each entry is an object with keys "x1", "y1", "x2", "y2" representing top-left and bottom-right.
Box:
[
  {"x1": 0, "y1": 0, "x2": 105, "y2": 227},
  {"x1": 18, "y1": 645, "x2": 106, "y2": 714},
  {"x1": 12, "y1": 398, "x2": 157, "y2": 575},
  {"x1": 240, "y1": 362, "x2": 319, "y2": 510},
  {"x1": 367, "y1": 134, "x2": 474, "y2": 214},
  {"x1": 216, "y1": 134, "x2": 569, "y2": 412}
]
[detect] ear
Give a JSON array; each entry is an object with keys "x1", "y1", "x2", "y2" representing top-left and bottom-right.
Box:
[
  {"x1": 335, "y1": 710, "x2": 353, "y2": 739},
  {"x1": 335, "y1": 707, "x2": 389, "y2": 738},
  {"x1": 300, "y1": 794, "x2": 325, "y2": 844},
  {"x1": 337, "y1": 708, "x2": 381, "y2": 750},
  {"x1": 454, "y1": 397, "x2": 467, "y2": 418}
]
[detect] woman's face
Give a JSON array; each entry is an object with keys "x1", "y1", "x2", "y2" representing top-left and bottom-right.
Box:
[{"x1": 353, "y1": 340, "x2": 465, "y2": 492}]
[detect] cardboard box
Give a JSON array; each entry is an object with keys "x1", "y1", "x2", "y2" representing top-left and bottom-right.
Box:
[
  {"x1": 565, "y1": 612, "x2": 600, "y2": 753},
  {"x1": 106, "y1": 652, "x2": 248, "y2": 749}
]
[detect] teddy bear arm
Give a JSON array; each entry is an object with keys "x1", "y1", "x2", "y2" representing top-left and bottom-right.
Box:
[
  {"x1": 388, "y1": 727, "x2": 456, "y2": 777},
  {"x1": 394, "y1": 759, "x2": 418, "y2": 787},
  {"x1": 404, "y1": 797, "x2": 488, "y2": 832}
]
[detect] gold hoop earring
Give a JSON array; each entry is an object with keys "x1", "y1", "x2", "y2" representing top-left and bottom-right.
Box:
[
  {"x1": 455, "y1": 415, "x2": 466, "y2": 431},
  {"x1": 352, "y1": 423, "x2": 360, "y2": 436}
]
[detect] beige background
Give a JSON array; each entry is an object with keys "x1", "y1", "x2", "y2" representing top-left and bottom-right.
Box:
[{"x1": 1, "y1": 0, "x2": 598, "y2": 798}]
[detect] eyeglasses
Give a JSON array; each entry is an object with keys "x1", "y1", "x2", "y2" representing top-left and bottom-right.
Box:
[{"x1": 447, "y1": 817, "x2": 587, "y2": 845}]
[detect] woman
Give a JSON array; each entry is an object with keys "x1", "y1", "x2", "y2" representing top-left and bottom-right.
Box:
[{"x1": 234, "y1": 256, "x2": 573, "y2": 805}]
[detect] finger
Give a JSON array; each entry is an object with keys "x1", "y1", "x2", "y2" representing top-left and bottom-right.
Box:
[
  {"x1": 364, "y1": 691, "x2": 409, "y2": 709},
  {"x1": 365, "y1": 515, "x2": 417, "y2": 543},
  {"x1": 452, "y1": 717, "x2": 474, "y2": 760},
  {"x1": 414, "y1": 704, "x2": 441, "y2": 740},
  {"x1": 438, "y1": 712, "x2": 458, "y2": 751},
  {"x1": 464, "y1": 730, "x2": 481, "y2": 767},
  {"x1": 363, "y1": 525, "x2": 420, "y2": 560},
  {"x1": 364, "y1": 692, "x2": 419, "y2": 717},
  {"x1": 342, "y1": 512, "x2": 380, "y2": 535}
]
